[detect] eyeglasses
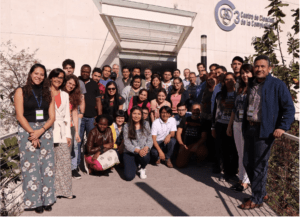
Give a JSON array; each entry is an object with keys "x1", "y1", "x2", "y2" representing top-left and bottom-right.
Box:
[
  {"x1": 143, "y1": 112, "x2": 149, "y2": 115},
  {"x1": 107, "y1": 88, "x2": 116, "y2": 91},
  {"x1": 173, "y1": 82, "x2": 181, "y2": 85}
]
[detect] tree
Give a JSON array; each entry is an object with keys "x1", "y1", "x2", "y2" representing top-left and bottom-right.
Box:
[
  {"x1": 0, "y1": 41, "x2": 40, "y2": 133},
  {"x1": 244, "y1": 0, "x2": 299, "y2": 102}
]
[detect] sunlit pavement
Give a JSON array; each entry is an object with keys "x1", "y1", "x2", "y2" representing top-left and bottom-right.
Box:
[{"x1": 21, "y1": 162, "x2": 276, "y2": 216}]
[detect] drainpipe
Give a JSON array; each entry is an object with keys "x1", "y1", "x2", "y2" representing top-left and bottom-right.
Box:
[{"x1": 201, "y1": 35, "x2": 207, "y2": 71}]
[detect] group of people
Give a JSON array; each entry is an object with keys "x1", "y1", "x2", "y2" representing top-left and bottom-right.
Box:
[{"x1": 15, "y1": 55, "x2": 295, "y2": 214}]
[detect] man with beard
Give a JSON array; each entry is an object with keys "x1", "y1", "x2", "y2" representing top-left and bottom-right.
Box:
[{"x1": 176, "y1": 103, "x2": 207, "y2": 168}]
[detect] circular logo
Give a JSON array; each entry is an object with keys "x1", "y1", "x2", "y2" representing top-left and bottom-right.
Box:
[{"x1": 215, "y1": 0, "x2": 236, "y2": 31}]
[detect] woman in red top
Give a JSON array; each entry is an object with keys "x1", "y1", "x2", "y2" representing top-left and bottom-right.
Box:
[{"x1": 127, "y1": 89, "x2": 151, "y2": 115}]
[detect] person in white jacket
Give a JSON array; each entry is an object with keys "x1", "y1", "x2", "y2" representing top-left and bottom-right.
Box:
[{"x1": 49, "y1": 69, "x2": 75, "y2": 199}]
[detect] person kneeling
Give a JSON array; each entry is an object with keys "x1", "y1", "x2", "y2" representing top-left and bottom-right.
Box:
[
  {"x1": 123, "y1": 106, "x2": 153, "y2": 181},
  {"x1": 151, "y1": 106, "x2": 177, "y2": 168},
  {"x1": 85, "y1": 115, "x2": 119, "y2": 174},
  {"x1": 176, "y1": 103, "x2": 207, "y2": 168}
]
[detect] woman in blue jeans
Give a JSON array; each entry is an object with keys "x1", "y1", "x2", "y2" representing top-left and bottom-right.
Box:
[{"x1": 123, "y1": 106, "x2": 153, "y2": 181}]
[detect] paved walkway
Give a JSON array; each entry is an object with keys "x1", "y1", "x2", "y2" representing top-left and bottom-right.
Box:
[{"x1": 21, "y1": 162, "x2": 276, "y2": 216}]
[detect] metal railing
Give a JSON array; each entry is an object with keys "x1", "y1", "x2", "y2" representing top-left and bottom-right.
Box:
[{"x1": 0, "y1": 131, "x2": 299, "y2": 216}]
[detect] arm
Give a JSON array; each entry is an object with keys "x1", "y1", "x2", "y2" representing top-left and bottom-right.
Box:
[
  {"x1": 72, "y1": 108, "x2": 81, "y2": 143},
  {"x1": 176, "y1": 127, "x2": 186, "y2": 146},
  {"x1": 152, "y1": 135, "x2": 165, "y2": 160},
  {"x1": 96, "y1": 97, "x2": 102, "y2": 115},
  {"x1": 64, "y1": 94, "x2": 72, "y2": 146},
  {"x1": 211, "y1": 93, "x2": 218, "y2": 138},
  {"x1": 79, "y1": 94, "x2": 85, "y2": 117},
  {"x1": 150, "y1": 100, "x2": 155, "y2": 122},
  {"x1": 123, "y1": 124, "x2": 139, "y2": 153},
  {"x1": 226, "y1": 111, "x2": 235, "y2": 137},
  {"x1": 144, "y1": 122, "x2": 153, "y2": 150},
  {"x1": 103, "y1": 128, "x2": 114, "y2": 151},
  {"x1": 86, "y1": 130, "x2": 101, "y2": 155}
]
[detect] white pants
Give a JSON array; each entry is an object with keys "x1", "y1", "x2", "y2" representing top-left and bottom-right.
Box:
[{"x1": 233, "y1": 121, "x2": 250, "y2": 184}]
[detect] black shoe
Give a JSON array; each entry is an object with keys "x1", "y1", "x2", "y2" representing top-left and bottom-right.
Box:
[
  {"x1": 228, "y1": 175, "x2": 239, "y2": 182},
  {"x1": 72, "y1": 169, "x2": 81, "y2": 179},
  {"x1": 44, "y1": 205, "x2": 52, "y2": 212},
  {"x1": 230, "y1": 183, "x2": 241, "y2": 190},
  {"x1": 34, "y1": 206, "x2": 44, "y2": 214},
  {"x1": 57, "y1": 195, "x2": 76, "y2": 199},
  {"x1": 234, "y1": 185, "x2": 248, "y2": 192}
]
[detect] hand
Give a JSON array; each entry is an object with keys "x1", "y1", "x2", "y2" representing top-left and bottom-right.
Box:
[
  {"x1": 164, "y1": 135, "x2": 171, "y2": 145},
  {"x1": 32, "y1": 139, "x2": 40, "y2": 148},
  {"x1": 158, "y1": 151, "x2": 166, "y2": 161},
  {"x1": 180, "y1": 143, "x2": 188, "y2": 150},
  {"x1": 142, "y1": 146, "x2": 149, "y2": 153},
  {"x1": 226, "y1": 126, "x2": 233, "y2": 137},
  {"x1": 75, "y1": 133, "x2": 81, "y2": 143},
  {"x1": 139, "y1": 149, "x2": 146, "y2": 157},
  {"x1": 92, "y1": 152, "x2": 100, "y2": 161},
  {"x1": 212, "y1": 129, "x2": 216, "y2": 138},
  {"x1": 67, "y1": 138, "x2": 72, "y2": 147},
  {"x1": 28, "y1": 129, "x2": 43, "y2": 141},
  {"x1": 273, "y1": 129, "x2": 285, "y2": 138},
  {"x1": 78, "y1": 114, "x2": 83, "y2": 119}
]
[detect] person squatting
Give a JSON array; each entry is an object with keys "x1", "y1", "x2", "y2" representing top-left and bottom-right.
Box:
[{"x1": 14, "y1": 55, "x2": 295, "y2": 213}]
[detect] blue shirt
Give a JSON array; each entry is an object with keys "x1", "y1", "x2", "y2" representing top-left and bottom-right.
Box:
[
  {"x1": 211, "y1": 83, "x2": 222, "y2": 114},
  {"x1": 99, "y1": 78, "x2": 112, "y2": 87},
  {"x1": 196, "y1": 81, "x2": 206, "y2": 103},
  {"x1": 183, "y1": 79, "x2": 190, "y2": 89}
]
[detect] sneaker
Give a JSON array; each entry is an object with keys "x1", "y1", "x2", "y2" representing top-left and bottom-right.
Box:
[
  {"x1": 139, "y1": 168, "x2": 147, "y2": 179},
  {"x1": 72, "y1": 169, "x2": 81, "y2": 179}
]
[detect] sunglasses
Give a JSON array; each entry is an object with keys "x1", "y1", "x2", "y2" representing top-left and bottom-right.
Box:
[{"x1": 107, "y1": 88, "x2": 116, "y2": 91}]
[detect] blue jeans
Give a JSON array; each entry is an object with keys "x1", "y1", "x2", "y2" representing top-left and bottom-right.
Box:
[
  {"x1": 71, "y1": 118, "x2": 81, "y2": 170},
  {"x1": 151, "y1": 138, "x2": 176, "y2": 161},
  {"x1": 243, "y1": 123, "x2": 274, "y2": 204},
  {"x1": 77, "y1": 117, "x2": 95, "y2": 167},
  {"x1": 123, "y1": 151, "x2": 150, "y2": 181}
]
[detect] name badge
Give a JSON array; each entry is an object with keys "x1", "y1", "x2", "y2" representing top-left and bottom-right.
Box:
[
  {"x1": 247, "y1": 105, "x2": 254, "y2": 117},
  {"x1": 36, "y1": 109, "x2": 44, "y2": 121},
  {"x1": 239, "y1": 110, "x2": 244, "y2": 119}
]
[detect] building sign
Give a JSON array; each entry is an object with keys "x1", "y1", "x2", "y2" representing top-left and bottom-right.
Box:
[{"x1": 215, "y1": 0, "x2": 275, "y2": 31}]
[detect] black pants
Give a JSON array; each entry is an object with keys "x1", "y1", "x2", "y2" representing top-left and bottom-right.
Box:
[
  {"x1": 202, "y1": 119, "x2": 215, "y2": 162},
  {"x1": 244, "y1": 123, "x2": 274, "y2": 204},
  {"x1": 215, "y1": 122, "x2": 238, "y2": 176},
  {"x1": 123, "y1": 151, "x2": 150, "y2": 181}
]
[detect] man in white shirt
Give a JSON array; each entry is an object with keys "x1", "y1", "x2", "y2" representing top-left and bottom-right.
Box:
[{"x1": 151, "y1": 106, "x2": 177, "y2": 168}]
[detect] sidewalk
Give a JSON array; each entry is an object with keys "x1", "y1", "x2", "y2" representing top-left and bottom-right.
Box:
[{"x1": 21, "y1": 162, "x2": 276, "y2": 216}]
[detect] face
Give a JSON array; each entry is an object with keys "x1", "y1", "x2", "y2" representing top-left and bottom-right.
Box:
[
  {"x1": 112, "y1": 64, "x2": 119, "y2": 73},
  {"x1": 132, "y1": 68, "x2": 141, "y2": 76},
  {"x1": 152, "y1": 77, "x2": 160, "y2": 88},
  {"x1": 107, "y1": 84, "x2": 116, "y2": 96},
  {"x1": 65, "y1": 78, "x2": 76, "y2": 93},
  {"x1": 63, "y1": 64, "x2": 74, "y2": 75},
  {"x1": 191, "y1": 105, "x2": 201, "y2": 117},
  {"x1": 51, "y1": 72, "x2": 65, "y2": 89},
  {"x1": 116, "y1": 116, "x2": 125, "y2": 126},
  {"x1": 142, "y1": 109, "x2": 149, "y2": 120},
  {"x1": 81, "y1": 66, "x2": 91, "y2": 80},
  {"x1": 160, "y1": 109, "x2": 171, "y2": 122},
  {"x1": 224, "y1": 74, "x2": 236, "y2": 89},
  {"x1": 132, "y1": 109, "x2": 142, "y2": 123},
  {"x1": 173, "y1": 70, "x2": 180, "y2": 78},
  {"x1": 97, "y1": 119, "x2": 108, "y2": 132},
  {"x1": 102, "y1": 67, "x2": 111, "y2": 79},
  {"x1": 132, "y1": 79, "x2": 141, "y2": 89},
  {"x1": 254, "y1": 59, "x2": 271, "y2": 79},
  {"x1": 189, "y1": 73, "x2": 196, "y2": 84},
  {"x1": 216, "y1": 68, "x2": 225, "y2": 82},
  {"x1": 241, "y1": 69, "x2": 253, "y2": 83},
  {"x1": 197, "y1": 65, "x2": 205, "y2": 72},
  {"x1": 184, "y1": 70, "x2": 190, "y2": 79},
  {"x1": 144, "y1": 69, "x2": 152, "y2": 79},
  {"x1": 163, "y1": 71, "x2": 172, "y2": 82},
  {"x1": 231, "y1": 60, "x2": 243, "y2": 75},
  {"x1": 177, "y1": 106, "x2": 187, "y2": 117},
  {"x1": 210, "y1": 66, "x2": 217, "y2": 75},
  {"x1": 92, "y1": 72, "x2": 101, "y2": 83},
  {"x1": 139, "y1": 91, "x2": 148, "y2": 101},
  {"x1": 157, "y1": 92, "x2": 166, "y2": 103},
  {"x1": 31, "y1": 67, "x2": 45, "y2": 85},
  {"x1": 173, "y1": 79, "x2": 182, "y2": 90},
  {"x1": 122, "y1": 69, "x2": 130, "y2": 79},
  {"x1": 199, "y1": 70, "x2": 207, "y2": 81}
]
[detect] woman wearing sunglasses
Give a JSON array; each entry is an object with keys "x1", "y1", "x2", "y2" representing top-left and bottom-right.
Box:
[{"x1": 102, "y1": 81, "x2": 125, "y2": 119}]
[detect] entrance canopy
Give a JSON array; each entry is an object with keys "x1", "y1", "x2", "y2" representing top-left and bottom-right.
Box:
[{"x1": 93, "y1": 0, "x2": 197, "y2": 56}]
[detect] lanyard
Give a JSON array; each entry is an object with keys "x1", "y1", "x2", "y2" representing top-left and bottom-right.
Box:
[{"x1": 32, "y1": 89, "x2": 43, "y2": 108}]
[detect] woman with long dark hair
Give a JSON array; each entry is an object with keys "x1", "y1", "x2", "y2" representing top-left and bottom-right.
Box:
[
  {"x1": 14, "y1": 64, "x2": 55, "y2": 213},
  {"x1": 226, "y1": 64, "x2": 253, "y2": 192},
  {"x1": 49, "y1": 68, "x2": 75, "y2": 200},
  {"x1": 122, "y1": 75, "x2": 142, "y2": 111},
  {"x1": 166, "y1": 77, "x2": 189, "y2": 114},
  {"x1": 102, "y1": 81, "x2": 125, "y2": 118},
  {"x1": 148, "y1": 74, "x2": 162, "y2": 102},
  {"x1": 212, "y1": 73, "x2": 238, "y2": 181},
  {"x1": 150, "y1": 88, "x2": 171, "y2": 122},
  {"x1": 110, "y1": 110, "x2": 126, "y2": 152},
  {"x1": 127, "y1": 89, "x2": 150, "y2": 116},
  {"x1": 123, "y1": 106, "x2": 153, "y2": 181}
]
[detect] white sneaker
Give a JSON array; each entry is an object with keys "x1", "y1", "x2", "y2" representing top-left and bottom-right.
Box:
[{"x1": 139, "y1": 168, "x2": 147, "y2": 179}]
